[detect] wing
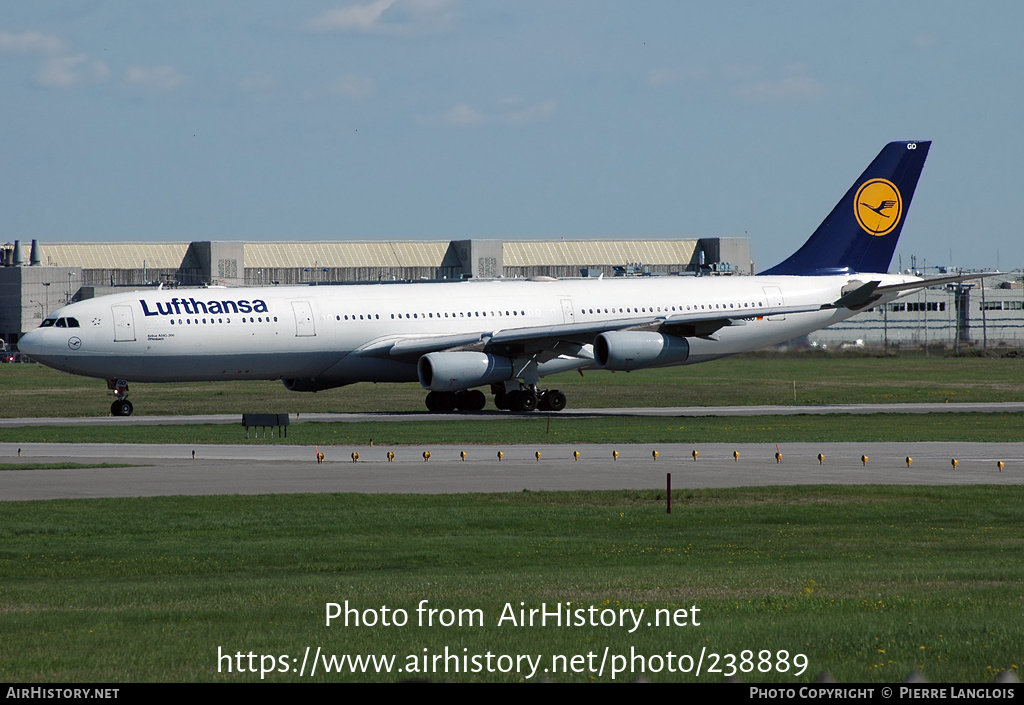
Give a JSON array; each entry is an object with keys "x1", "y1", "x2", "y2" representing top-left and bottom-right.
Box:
[
  {"x1": 355, "y1": 301, "x2": 825, "y2": 363},
  {"x1": 354, "y1": 272, "x2": 996, "y2": 365}
]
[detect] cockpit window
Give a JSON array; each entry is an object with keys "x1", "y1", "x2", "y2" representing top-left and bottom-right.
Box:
[
  {"x1": 66, "y1": 317, "x2": 80, "y2": 328},
  {"x1": 40, "y1": 318, "x2": 56, "y2": 327},
  {"x1": 56, "y1": 318, "x2": 67, "y2": 328}
]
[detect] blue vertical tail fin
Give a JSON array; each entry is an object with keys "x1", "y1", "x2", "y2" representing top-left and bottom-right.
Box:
[{"x1": 760, "y1": 140, "x2": 930, "y2": 275}]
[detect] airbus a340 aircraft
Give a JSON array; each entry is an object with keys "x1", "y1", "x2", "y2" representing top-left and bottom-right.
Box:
[{"x1": 20, "y1": 141, "x2": 969, "y2": 416}]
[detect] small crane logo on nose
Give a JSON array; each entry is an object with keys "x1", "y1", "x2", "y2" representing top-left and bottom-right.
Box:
[{"x1": 68, "y1": 337, "x2": 82, "y2": 350}]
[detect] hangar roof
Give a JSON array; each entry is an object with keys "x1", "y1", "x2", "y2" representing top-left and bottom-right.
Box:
[
  {"x1": 41, "y1": 243, "x2": 188, "y2": 269},
  {"x1": 503, "y1": 239, "x2": 698, "y2": 267},
  {"x1": 38, "y1": 238, "x2": 703, "y2": 269},
  {"x1": 244, "y1": 241, "x2": 451, "y2": 268}
]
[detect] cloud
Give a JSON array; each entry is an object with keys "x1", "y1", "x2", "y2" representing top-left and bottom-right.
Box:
[
  {"x1": 36, "y1": 54, "x2": 109, "y2": 88},
  {"x1": 645, "y1": 66, "x2": 710, "y2": 86},
  {"x1": 506, "y1": 99, "x2": 557, "y2": 125},
  {"x1": 0, "y1": 30, "x2": 64, "y2": 55},
  {"x1": 442, "y1": 102, "x2": 485, "y2": 127},
  {"x1": 328, "y1": 74, "x2": 374, "y2": 99},
  {"x1": 738, "y1": 73, "x2": 824, "y2": 100},
  {"x1": 306, "y1": 0, "x2": 456, "y2": 35},
  {"x1": 240, "y1": 72, "x2": 276, "y2": 94},
  {"x1": 308, "y1": 0, "x2": 397, "y2": 32},
  {"x1": 304, "y1": 74, "x2": 375, "y2": 100},
  {"x1": 125, "y1": 65, "x2": 185, "y2": 92},
  {"x1": 913, "y1": 33, "x2": 938, "y2": 50},
  {"x1": 440, "y1": 98, "x2": 557, "y2": 127}
]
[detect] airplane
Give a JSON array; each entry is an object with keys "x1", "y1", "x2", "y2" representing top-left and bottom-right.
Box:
[{"x1": 19, "y1": 140, "x2": 976, "y2": 417}]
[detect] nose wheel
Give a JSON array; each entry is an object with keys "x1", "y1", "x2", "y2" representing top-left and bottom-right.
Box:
[
  {"x1": 111, "y1": 399, "x2": 134, "y2": 417},
  {"x1": 107, "y1": 378, "x2": 134, "y2": 416}
]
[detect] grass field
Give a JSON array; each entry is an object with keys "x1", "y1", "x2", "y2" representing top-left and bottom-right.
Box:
[
  {"x1": 2, "y1": 351, "x2": 1023, "y2": 417},
  {"x1": 3, "y1": 411, "x2": 1024, "y2": 446},
  {"x1": 3, "y1": 353, "x2": 1022, "y2": 683},
  {"x1": 1, "y1": 486, "x2": 1021, "y2": 683}
]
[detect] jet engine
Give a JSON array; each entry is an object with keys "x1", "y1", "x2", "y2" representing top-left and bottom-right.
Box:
[
  {"x1": 594, "y1": 331, "x2": 690, "y2": 371},
  {"x1": 418, "y1": 351, "x2": 514, "y2": 391}
]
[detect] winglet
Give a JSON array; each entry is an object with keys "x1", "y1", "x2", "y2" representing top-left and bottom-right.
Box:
[{"x1": 761, "y1": 141, "x2": 931, "y2": 276}]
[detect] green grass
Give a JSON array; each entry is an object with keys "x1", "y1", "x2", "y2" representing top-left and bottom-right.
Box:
[
  {"x1": 0, "y1": 462, "x2": 134, "y2": 471},
  {"x1": 3, "y1": 351, "x2": 1024, "y2": 417},
  {"x1": 3, "y1": 411, "x2": 1024, "y2": 446},
  {"x1": 1, "y1": 487, "x2": 1021, "y2": 682}
]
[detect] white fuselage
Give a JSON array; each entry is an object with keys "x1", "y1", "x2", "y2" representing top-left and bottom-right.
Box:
[{"x1": 20, "y1": 273, "x2": 915, "y2": 386}]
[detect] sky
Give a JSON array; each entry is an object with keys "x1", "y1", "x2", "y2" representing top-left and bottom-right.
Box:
[{"x1": 1, "y1": 1, "x2": 1021, "y2": 272}]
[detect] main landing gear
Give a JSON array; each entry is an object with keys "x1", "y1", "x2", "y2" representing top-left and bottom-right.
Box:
[
  {"x1": 422, "y1": 386, "x2": 568, "y2": 413},
  {"x1": 493, "y1": 386, "x2": 567, "y2": 413},
  {"x1": 424, "y1": 389, "x2": 487, "y2": 412},
  {"x1": 107, "y1": 379, "x2": 134, "y2": 416}
]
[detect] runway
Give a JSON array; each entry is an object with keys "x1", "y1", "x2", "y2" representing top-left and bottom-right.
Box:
[
  {"x1": 2, "y1": 441, "x2": 1021, "y2": 501},
  {"x1": 1, "y1": 401, "x2": 1023, "y2": 427}
]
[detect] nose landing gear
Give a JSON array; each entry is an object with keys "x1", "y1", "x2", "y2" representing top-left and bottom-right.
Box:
[{"x1": 107, "y1": 379, "x2": 134, "y2": 416}]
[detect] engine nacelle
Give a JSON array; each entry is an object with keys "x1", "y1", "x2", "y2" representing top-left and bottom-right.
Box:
[
  {"x1": 418, "y1": 352, "x2": 514, "y2": 392},
  {"x1": 594, "y1": 331, "x2": 690, "y2": 371},
  {"x1": 283, "y1": 378, "x2": 349, "y2": 393}
]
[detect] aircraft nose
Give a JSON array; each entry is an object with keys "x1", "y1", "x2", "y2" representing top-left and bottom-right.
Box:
[
  {"x1": 17, "y1": 326, "x2": 68, "y2": 363},
  {"x1": 17, "y1": 327, "x2": 44, "y2": 356}
]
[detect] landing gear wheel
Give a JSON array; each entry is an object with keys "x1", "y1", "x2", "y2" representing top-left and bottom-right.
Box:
[
  {"x1": 425, "y1": 391, "x2": 457, "y2": 412},
  {"x1": 111, "y1": 400, "x2": 133, "y2": 416},
  {"x1": 456, "y1": 389, "x2": 486, "y2": 411},
  {"x1": 425, "y1": 391, "x2": 442, "y2": 412},
  {"x1": 515, "y1": 390, "x2": 538, "y2": 413},
  {"x1": 493, "y1": 391, "x2": 509, "y2": 410},
  {"x1": 426, "y1": 391, "x2": 463, "y2": 412},
  {"x1": 504, "y1": 390, "x2": 521, "y2": 411},
  {"x1": 545, "y1": 390, "x2": 567, "y2": 412}
]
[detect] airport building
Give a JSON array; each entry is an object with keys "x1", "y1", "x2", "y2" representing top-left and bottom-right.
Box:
[
  {"x1": 0, "y1": 237, "x2": 751, "y2": 347},
  {"x1": 805, "y1": 274, "x2": 1024, "y2": 351}
]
